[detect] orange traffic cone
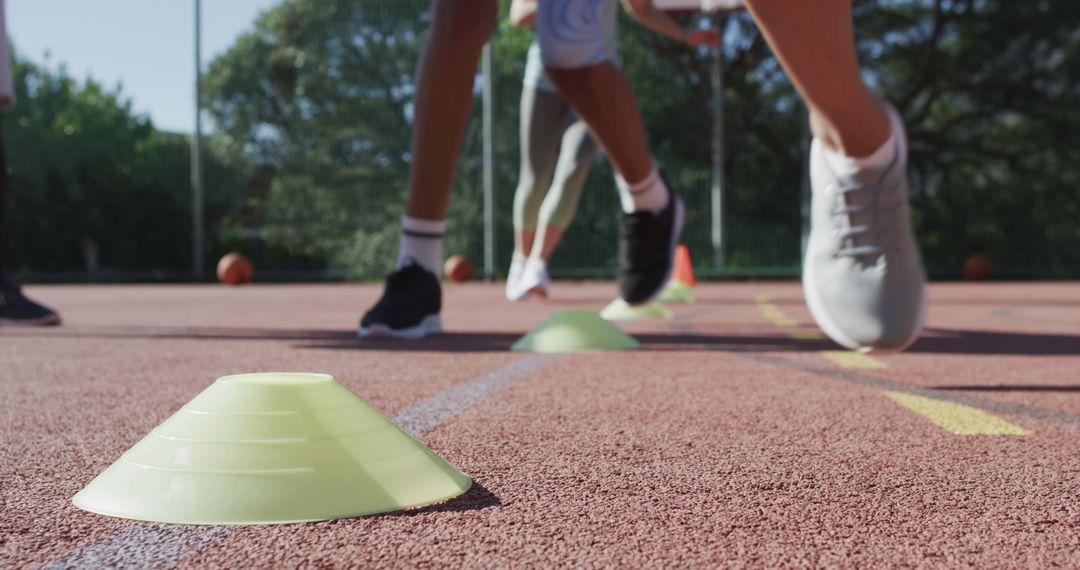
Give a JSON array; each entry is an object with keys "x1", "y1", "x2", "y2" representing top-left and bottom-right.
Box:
[{"x1": 673, "y1": 245, "x2": 695, "y2": 287}]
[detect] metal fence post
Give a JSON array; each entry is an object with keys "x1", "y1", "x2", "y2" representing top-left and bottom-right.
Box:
[
  {"x1": 481, "y1": 43, "x2": 495, "y2": 279},
  {"x1": 710, "y1": 16, "x2": 727, "y2": 272},
  {"x1": 191, "y1": 0, "x2": 205, "y2": 279}
]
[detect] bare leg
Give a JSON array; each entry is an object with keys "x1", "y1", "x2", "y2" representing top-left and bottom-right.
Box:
[
  {"x1": 546, "y1": 63, "x2": 653, "y2": 184},
  {"x1": 530, "y1": 0, "x2": 684, "y2": 305},
  {"x1": 360, "y1": 0, "x2": 499, "y2": 336},
  {"x1": 743, "y1": 0, "x2": 890, "y2": 158},
  {"x1": 406, "y1": 0, "x2": 498, "y2": 220}
]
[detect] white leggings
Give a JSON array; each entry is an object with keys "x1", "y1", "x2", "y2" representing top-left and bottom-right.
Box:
[{"x1": 512, "y1": 87, "x2": 599, "y2": 232}]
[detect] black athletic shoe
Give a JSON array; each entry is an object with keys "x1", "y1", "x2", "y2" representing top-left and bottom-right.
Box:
[
  {"x1": 0, "y1": 270, "x2": 61, "y2": 327},
  {"x1": 359, "y1": 262, "x2": 442, "y2": 339},
  {"x1": 617, "y1": 185, "x2": 685, "y2": 305}
]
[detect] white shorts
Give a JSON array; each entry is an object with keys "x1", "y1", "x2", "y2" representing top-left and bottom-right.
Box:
[{"x1": 536, "y1": 0, "x2": 619, "y2": 70}]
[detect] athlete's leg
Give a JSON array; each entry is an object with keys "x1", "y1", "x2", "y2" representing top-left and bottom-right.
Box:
[
  {"x1": 359, "y1": 0, "x2": 497, "y2": 338},
  {"x1": 512, "y1": 87, "x2": 571, "y2": 259},
  {"x1": 515, "y1": 118, "x2": 599, "y2": 299},
  {"x1": 743, "y1": 0, "x2": 889, "y2": 157},
  {"x1": 532, "y1": 119, "x2": 597, "y2": 261},
  {"x1": 545, "y1": 63, "x2": 653, "y2": 187},
  {"x1": 407, "y1": 0, "x2": 499, "y2": 222},
  {"x1": 536, "y1": 0, "x2": 684, "y2": 304},
  {"x1": 508, "y1": 86, "x2": 573, "y2": 300},
  {"x1": 744, "y1": 0, "x2": 925, "y2": 352}
]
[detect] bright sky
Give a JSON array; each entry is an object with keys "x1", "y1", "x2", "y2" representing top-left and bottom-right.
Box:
[{"x1": 8, "y1": 0, "x2": 281, "y2": 133}]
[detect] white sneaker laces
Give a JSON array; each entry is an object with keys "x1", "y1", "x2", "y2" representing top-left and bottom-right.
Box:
[{"x1": 829, "y1": 177, "x2": 906, "y2": 260}]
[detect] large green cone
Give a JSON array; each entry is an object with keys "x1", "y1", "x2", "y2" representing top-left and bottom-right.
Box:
[{"x1": 73, "y1": 373, "x2": 472, "y2": 525}]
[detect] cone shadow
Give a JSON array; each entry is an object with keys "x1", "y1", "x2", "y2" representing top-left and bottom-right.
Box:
[{"x1": 384, "y1": 482, "x2": 502, "y2": 517}]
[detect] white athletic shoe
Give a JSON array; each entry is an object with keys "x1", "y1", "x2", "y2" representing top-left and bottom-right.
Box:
[
  {"x1": 506, "y1": 253, "x2": 528, "y2": 301},
  {"x1": 802, "y1": 104, "x2": 927, "y2": 353},
  {"x1": 516, "y1": 257, "x2": 551, "y2": 299}
]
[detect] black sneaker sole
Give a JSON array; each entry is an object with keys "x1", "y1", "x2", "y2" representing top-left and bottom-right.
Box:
[
  {"x1": 0, "y1": 313, "x2": 62, "y2": 327},
  {"x1": 358, "y1": 314, "x2": 442, "y2": 339}
]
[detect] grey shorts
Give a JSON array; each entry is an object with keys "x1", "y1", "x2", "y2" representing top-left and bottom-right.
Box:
[{"x1": 537, "y1": 0, "x2": 619, "y2": 70}]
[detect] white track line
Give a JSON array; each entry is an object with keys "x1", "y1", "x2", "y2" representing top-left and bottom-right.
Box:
[
  {"x1": 38, "y1": 526, "x2": 229, "y2": 570},
  {"x1": 394, "y1": 354, "x2": 560, "y2": 436}
]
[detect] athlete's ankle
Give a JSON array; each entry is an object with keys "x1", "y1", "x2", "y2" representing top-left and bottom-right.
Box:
[{"x1": 396, "y1": 215, "x2": 446, "y2": 276}]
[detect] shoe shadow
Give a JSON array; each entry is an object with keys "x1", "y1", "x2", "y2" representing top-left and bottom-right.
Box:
[
  {"x1": 691, "y1": 328, "x2": 1080, "y2": 356},
  {"x1": 306, "y1": 332, "x2": 522, "y2": 352},
  {"x1": 679, "y1": 327, "x2": 1080, "y2": 356},
  {"x1": 931, "y1": 384, "x2": 1080, "y2": 392},
  {"x1": 2, "y1": 325, "x2": 358, "y2": 342},
  {"x1": 907, "y1": 327, "x2": 1080, "y2": 356},
  {"x1": 298, "y1": 331, "x2": 769, "y2": 353}
]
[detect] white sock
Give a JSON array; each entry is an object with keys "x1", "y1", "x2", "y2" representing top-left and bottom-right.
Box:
[
  {"x1": 397, "y1": 215, "x2": 446, "y2": 276},
  {"x1": 615, "y1": 166, "x2": 670, "y2": 214},
  {"x1": 821, "y1": 122, "x2": 898, "y2": 177}
]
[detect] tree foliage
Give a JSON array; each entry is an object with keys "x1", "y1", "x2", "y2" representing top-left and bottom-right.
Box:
[
  {"x1": 861, "y1": 0, "x2": 1080, "y2": 274},
  {"x1": 203, "y1": 0, "x2": 430, "y2": 275},
  {"x1": 4, "y1": 53, "x2": 247, "y2": 277},
  {"x1": 6, "y1": 0, "x2": 1080, "y2": 278},
  {"x1": 5, "y1": 56, "x2": 183, "y2": 274}
]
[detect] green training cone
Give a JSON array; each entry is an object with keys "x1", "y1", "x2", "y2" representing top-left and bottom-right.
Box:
[
  {"x1": 659, "y1": 280, "x2": 695, "y2": 304},
  {"x1": 512, "y1": 309, "x2": 640, "y2": 353},
  {"x1": 600, "y1": 298, "x2": 673, "y2": 321},
  {"x1": 73, "y1": 373, "x2": 472, "y2": 525}
]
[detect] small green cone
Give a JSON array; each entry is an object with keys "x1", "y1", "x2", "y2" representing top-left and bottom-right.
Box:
[
  {"x1": 512, "y1": 309, "x2": 640, "y2": 353},
  {"x1": 659, "y1": 281, "x2": 695, "y2": 304},
  {"x1": 600, "y1": 298, "x2": 673, "y2": 321}
]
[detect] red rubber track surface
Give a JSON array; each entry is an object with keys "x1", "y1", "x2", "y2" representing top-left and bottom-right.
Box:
[{"x1": 2, "y1": 282, "x2": 1079, "y2": 567}]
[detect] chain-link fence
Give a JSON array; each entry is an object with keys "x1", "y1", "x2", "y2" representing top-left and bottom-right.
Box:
[{"x1": 195, "y1": 1, "x2": 805, "y2": 282}]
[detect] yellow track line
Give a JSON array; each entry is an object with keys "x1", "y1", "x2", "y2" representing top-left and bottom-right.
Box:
[
  {"x1": 756, "y1": 295, "x2": 823, "y2": 339},
  {"x1": 822, "y1": 351, "x2": 887, "y2": 369},
  {"x1": 751, "y1": 294, "x2": 1031, "y2": 436},
  {"x1": 755, "y1": 296, "x2": 799, "y2": 328},
  {"x1": 884, "y1": 391, "x2": 1031, "y2": 436}
]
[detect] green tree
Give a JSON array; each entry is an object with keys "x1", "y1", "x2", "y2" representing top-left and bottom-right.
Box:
[
  {"x1": 204, "y1": 0, "x2": 432, "y2": 276},
  {"x1": 202, "y1": 0, "x2": 1080, "y2": 279},
  {"x1": 3, "y1": 52, "x2": 245, "y2": 276},
  {"x1": 857, "y1": 0, "x2": 1080, "y2": 275}
]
